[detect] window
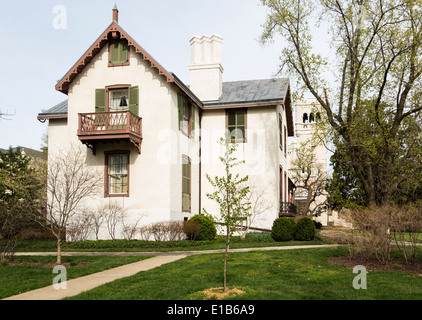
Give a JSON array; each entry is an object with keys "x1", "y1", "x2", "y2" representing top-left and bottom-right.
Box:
[
  {"x1": 279, "y1": 114, "x2": 283, "y2": 150},
  {"x1": 109, "y1": 89, "x2": 129, "y2": 112},
  {"x1": 182, "y1": 156, "x2": 191, "y2": 212},
  {"x1": 178, "y1": 93, "x2": 195, "y2": 138},
  {"x1": 284, "y1": 126, "x2": 287, "y2": 155},
  {"x1": 105, "y1": 151, "x2": 129, "y2": 197},
  {"x1": 303, "y1": 113, "x2": 308, "y2": 123},
  {"x1": 109, "y1": 40, "x2": 129, "y2": 66},
  {"x1": 227, "y1": 109, "x2": 246, "y2": 143},
  {"x1": 95, "y1": 86, "x2": 139, "y2": 115}
]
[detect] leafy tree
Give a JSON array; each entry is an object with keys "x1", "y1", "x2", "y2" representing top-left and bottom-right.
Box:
[
  {"x1": 260, "y1": 0, "x2": 422, "y2": 207},
  {"x1": 204, "y1": 136, "x2": 251, "y2": 292},
  {"x1": 0, "y1": 147, "x2": 44, "y2": 261}
]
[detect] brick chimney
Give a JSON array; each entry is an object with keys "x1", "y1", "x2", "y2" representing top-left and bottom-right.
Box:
[
  {"x1": 189, "y1": 35, "x2": 223, "y2": 101},
  {"x1": 112, "y1": 4, "x2": 119, "y2": 23}
]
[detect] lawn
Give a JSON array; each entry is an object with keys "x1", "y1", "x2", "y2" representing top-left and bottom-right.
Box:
[
  {"x1": 0, "y1": 255, "x2": 151, "y2": 299},
  {"x1": 65, "y1": 247, "x2": 422, "y2": 300}
]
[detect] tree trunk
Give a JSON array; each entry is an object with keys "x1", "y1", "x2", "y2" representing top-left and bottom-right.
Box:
[
  {"x1": 224, "y1": 224, "x2": 230, "y2": 293},
  {"x1": 57, "y1": 237, "x2": 62, "y2": 265}
]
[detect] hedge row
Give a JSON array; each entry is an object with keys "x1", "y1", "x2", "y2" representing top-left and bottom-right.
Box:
[{"x1": 271, "y1": 217, "x2": 316, "y2": 242}]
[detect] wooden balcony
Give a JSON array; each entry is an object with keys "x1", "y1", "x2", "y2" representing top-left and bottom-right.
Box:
[
  {"x1": 279, "y1": 202, "x2": 297, "y2": 217},
  {"x1": 77, "y1": 111, "x2": 142, "y2": 155}
]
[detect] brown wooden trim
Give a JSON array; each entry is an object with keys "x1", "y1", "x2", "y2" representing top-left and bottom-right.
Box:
[
  {"x1": 55, "y1": 22, "x2": 175, "y2": 95},
  {"x1": 205, "y1": 102, "x2": 281, "y2": 110},
  {"x1": 37, "y1": 115, "x2": 68, "y2": 120},
  {"x1": 182, "y1": 155, "x2": 192, "y2": 213},
  {"x1": 104, "y1": 150, "x2": 130, "y2": 198}
]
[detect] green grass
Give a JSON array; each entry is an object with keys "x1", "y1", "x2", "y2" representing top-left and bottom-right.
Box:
[
  {"x1": 66, "y1": 247, "x2": 422, "y2": 300},
  {"x1": 0, "y1": 255, "x2": 151, "y2": 299}
]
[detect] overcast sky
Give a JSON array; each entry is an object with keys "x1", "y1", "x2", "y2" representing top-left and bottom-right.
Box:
[{"x1": 0, "y1": 0, "x2": 329, "y2": 151}]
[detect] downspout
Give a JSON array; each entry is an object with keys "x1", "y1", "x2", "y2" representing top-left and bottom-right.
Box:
[{"x1": 199, "y1": 108, "x2": 203, "y2": 214}]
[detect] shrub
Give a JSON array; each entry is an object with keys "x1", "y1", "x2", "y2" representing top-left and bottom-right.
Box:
[
  {"x1": 271, "y1": 217, "x2": 297, "y2": 242},
  {"x1": 187, "y1": 215, "x2": 217, "y2": 241},
  {"x1": 294, "y1": 217, "x2": 315, "y2": 241}
]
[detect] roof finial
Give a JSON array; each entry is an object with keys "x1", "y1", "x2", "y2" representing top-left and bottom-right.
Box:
[{"x1": 112, "y1": 4, "x2": 119, "y2": 23}]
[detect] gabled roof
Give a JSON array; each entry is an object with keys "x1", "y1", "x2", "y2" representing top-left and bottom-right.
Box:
[{"x1": 55, "y1": 21, "x2": 202, "y2": 107}]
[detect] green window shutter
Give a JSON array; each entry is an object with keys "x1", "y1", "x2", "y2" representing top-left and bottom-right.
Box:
[
  {"x1": 120, "y1": 41, "x2": 128, "y2": 63},
  {"x1": 110, "y1": 41, "x2": 128, "y2": 64},
  {"x1": 182, "y1": 157, "x2": 191, "y2": 211},
  {"x1": 190, "y1": 104, "x2": 195, "y2": 137},
  {"x1": 110, "y1": 42, "x2": 120, "y2": 64},
  {"x1": 177, "y1": 93, "x2": 183, "y2": 130},
  {"x1": 129, "y1": 86, "x2": 139, "y2": 115},
  {"x1": 95, "y1": 88, "x2": 106, "y2": 113}
]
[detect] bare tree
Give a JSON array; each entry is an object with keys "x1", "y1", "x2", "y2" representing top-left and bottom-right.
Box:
[
  {"x1": 290, "y1": 143, "x2": 328, "y2": 217},
  {"x1": 89, "y1": 206, "x2": 106, "y2": 241},
  {"x1": 66, "y1": 209, "x2": 94, "y2": 242},
  {"x1": 36, "y1": 146, "x2": 102, "y2": 264},
  {"x1": 102, "y1": 201, "x2": 127, "y2": 240},
  {"x1": 242, "y1": 184, "x2": 274, "y2": 236},
  {"x1": 122, "y1": 215, "x2": 143, "y2": 241}
]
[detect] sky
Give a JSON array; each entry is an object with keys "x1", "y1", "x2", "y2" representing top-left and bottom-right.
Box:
[{"x1": 0, "y1": 0, "x2": 330, "y2": 151}]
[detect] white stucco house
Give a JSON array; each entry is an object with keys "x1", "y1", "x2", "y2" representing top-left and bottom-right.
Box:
[{"x1": 37, "y1": 7, "x2": 296, "y2": 239}]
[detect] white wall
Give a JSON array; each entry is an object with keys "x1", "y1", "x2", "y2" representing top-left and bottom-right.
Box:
[
  {"x1": 200, "y1": 105, "x2": 289, "y2": 230},
  {"x1": 49, "y1": 44, "x2": 200, "y2": 240}
]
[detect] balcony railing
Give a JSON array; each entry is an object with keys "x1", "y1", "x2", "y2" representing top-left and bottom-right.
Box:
[
  {"x1": 280, "y1": 202, "x2": 297, "y2": 217},
  {"x1": 77, "y1": 111, "x2": 142, "y2": 154}
]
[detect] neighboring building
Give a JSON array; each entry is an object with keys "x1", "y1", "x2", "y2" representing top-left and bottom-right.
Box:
[
  {"x1": 37, "y1": 7, "x2": 295, "y2": 239},
  {"x1": 288, "y1": 98, "x2": 348, "y2": 227},
  {"x1": 0, "y1": 146, "x2": 45, "y2": 159}
]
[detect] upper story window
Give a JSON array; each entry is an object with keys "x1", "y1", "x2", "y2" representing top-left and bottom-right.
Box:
[
  {"x1": 178, "y1": 93, "x2": 195, "y2": 138},
  {"x1": 110, "y1": 89, "x2": 128, "y2": 112},
  {"x1": 109, "y1": 40, "x2": 129, "y2": 66},
  {"x1": 227, "y1": 109, "x2": 246, "y2": 143},
  {"x1": 95, "y1": 85, "x2": 139, "y2": 115}
]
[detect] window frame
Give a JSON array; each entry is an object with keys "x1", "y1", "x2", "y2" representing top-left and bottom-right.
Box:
[
  {"x1": 226, "y1": 108, "x2": 247, "y2": 143},
  {"x1": 108, "y1": 40, "x2": 130, "y2": 67},
  {"x1": 104, "y1": 150, "x2": 130, "y2": 198}
]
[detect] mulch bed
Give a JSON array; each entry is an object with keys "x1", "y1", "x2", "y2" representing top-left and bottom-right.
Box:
[{"x1": 328, "y1": 256, "x2": 422, "y2": 276}]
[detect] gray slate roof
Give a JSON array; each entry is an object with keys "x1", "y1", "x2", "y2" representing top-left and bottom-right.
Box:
[
  {"x1": 38, "y1": 100, "x2": 68, "y2": 119},
  {"x1": 38, "y1": 78, "x2": 289, "y2": 118},
  {"x1": 203, "y1": 78, "x2": 289, "y2": 108}
]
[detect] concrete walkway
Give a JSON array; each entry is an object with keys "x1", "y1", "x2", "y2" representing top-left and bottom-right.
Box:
[{"x1": 4, "y1": 244, "x2": 339, "y2": 300}]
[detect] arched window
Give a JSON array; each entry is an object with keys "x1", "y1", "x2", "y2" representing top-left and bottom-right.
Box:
[
  {"x1": 310, "y1": 113, "x2": 315, "y2": 123},
  {"x1": 316, "y1": 112, "x2": 321, "y2": 122},
  {"x1": 303, "y1": 113, "x2": 308, "y2": 123}
]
